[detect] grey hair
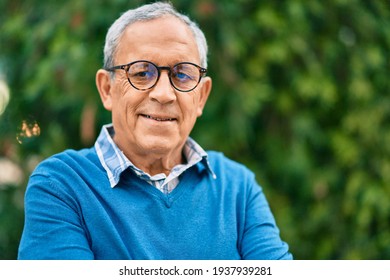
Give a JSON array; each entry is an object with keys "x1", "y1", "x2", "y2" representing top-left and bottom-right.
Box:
[{"x1": 103, "y1": 2, "x2": 208, "y2": 72}]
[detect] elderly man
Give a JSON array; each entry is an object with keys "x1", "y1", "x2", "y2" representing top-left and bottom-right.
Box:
[{"x1": 18, "y1": 2, "x2": 292, "y2": 260}]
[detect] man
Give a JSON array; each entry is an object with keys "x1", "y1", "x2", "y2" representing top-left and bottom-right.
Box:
[{"x1": 18, "y1": 2, "x2": 292, "y2": 260}]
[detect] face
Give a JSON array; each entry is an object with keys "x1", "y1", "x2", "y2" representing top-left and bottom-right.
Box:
[{"x1": 96, "y1": 16, "x2": 212, "y2": 161}]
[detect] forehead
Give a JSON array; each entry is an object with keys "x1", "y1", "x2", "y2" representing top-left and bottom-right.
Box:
[{"x1": 116, "y1": 16, "x2": 200, "y2": 64}]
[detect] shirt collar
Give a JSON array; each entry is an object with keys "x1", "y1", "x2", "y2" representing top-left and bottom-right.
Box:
[{"x1": 94, "y1": 124, "x2": 216, "y2": 188}]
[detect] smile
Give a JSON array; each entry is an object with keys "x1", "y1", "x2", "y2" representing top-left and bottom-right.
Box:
[{"x1": 141, "y1": 114, "x2": 176, "y2": 122}]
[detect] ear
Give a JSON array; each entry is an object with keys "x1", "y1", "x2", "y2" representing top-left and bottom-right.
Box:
[
  {"x1": 196, "y1": 76, "x2": 212, "y2": 117},
  {"x1": 96, "y1": 69, "x2": 113, "y2": 111}
]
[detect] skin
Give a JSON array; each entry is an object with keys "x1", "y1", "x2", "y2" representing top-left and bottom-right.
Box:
[{"x1": 96, "y1": 16, "x2": 212, "y2": 176}]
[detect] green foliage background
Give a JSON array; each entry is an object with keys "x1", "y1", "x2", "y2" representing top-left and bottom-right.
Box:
[{"x1": 0, "y1": 0, "x2": 389, "y2": 259}]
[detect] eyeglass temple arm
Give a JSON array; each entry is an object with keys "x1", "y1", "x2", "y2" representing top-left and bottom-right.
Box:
[{"x1": 104, "y1": 65, "x2": 127, "y2": 72}]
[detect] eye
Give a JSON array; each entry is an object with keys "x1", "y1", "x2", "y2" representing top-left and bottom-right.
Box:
[
  {"x1": 173, "y1": 64, "x2": 198, "y2": 83},
  {"x1": 174, "y1": 71, "x2": 193, "y2": 81},
  {"x1": 129, "y1": 62, "x2": 157, "y2": 80},
  {"x1": 132, "y1": 70, "x2": 154, "y2": 79}
]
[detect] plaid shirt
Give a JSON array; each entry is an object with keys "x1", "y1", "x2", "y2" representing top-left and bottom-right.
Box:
[{"x1": 95, "y1": 124, "x2": 216, "y2": 194}]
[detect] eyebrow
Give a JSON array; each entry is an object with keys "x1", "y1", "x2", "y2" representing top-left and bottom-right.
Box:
[{"x1": 135, "y1": 55, "x2": 196, "y2": 67}]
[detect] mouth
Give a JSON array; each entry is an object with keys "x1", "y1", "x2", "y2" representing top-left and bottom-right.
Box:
[{"x1": 140, "y1": 114, "x2": 177, "y2": 122}]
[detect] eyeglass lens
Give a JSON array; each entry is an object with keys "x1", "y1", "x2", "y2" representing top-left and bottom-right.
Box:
[{"x1": 127, "y1": 61, "x2": 201, "y2": 91}]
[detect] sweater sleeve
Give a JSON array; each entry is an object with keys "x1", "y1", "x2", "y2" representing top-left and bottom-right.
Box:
[
  {"x1": 18, "y1": 172, "x2": 94, "y2": 260},
  {"x1": 239, "y1": 177, "x2": 293, "y2": 260}
]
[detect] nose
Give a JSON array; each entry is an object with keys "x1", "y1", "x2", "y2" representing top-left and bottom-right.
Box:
[{"x1": 148, "y1": 71, "x2": 177, "y2": 104}]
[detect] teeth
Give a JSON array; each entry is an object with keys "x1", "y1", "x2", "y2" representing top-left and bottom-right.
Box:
[{"x1": 144, "y1": 115, "x2": 174, "y2": 121}]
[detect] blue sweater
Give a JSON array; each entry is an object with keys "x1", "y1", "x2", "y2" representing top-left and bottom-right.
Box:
[{"x1": 18, "y1": 148, "x2": 292, "y2": 260}]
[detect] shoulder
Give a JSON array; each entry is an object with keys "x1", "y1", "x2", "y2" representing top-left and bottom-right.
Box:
[
  {"x1": 25, "y1": 147, "x2": 105, "y2": 202},
  {"x1": 28, "y1": 147, "x2": 101, "y2": 188},
  {"x1": 33, "y1": 148, "x2": 98, "y2": 174},
  {"x1": 206, "y1": 151, "x2": 257, "y2": 189},
  {"x1": 207, "y1": 151, "x2": 254, "y2": 177}
]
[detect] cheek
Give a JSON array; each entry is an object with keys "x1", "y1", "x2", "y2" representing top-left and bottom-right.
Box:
[
  {"x1": 110, "y1": 96, "x2": 136, "y2": 130},
  {"x1": 190, "y1": 91, "x2": 203, "y2": 116},
  {"x1": 111, "y1": 77, "x2": 138, "y2": 108},
  {"x1": 179, "y1": 92, "x2": 202, "y2": 122},
  {"x1": 114, "y1": 77, "x2": 133, "y2": 98}
]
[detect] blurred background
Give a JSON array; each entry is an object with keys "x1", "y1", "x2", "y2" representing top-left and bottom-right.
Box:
[{"x1": 0, "y1": 0, "x2": 389, "y2": 259}]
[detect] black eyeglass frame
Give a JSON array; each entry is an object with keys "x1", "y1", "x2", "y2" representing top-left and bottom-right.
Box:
[{"x1": 105, "y1": 60, "x2": 207, "y2": 92}]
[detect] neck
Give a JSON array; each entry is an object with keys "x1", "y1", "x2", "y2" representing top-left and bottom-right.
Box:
[
  {"x1": 115, "y1": 142, "x2": 186, "y2": 176},
  {"x1": 134, "y1": 152, "x2": 184, "y2": 176}
]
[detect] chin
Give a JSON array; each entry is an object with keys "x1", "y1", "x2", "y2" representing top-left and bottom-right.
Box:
[{"x1": 139, "y1": 137, "x2": 180, "y2": 155}]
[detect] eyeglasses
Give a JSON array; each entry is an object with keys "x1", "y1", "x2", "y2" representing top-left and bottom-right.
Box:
[{"x1": 105, "y1": 60, "x2": 207, "y2": 92}]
